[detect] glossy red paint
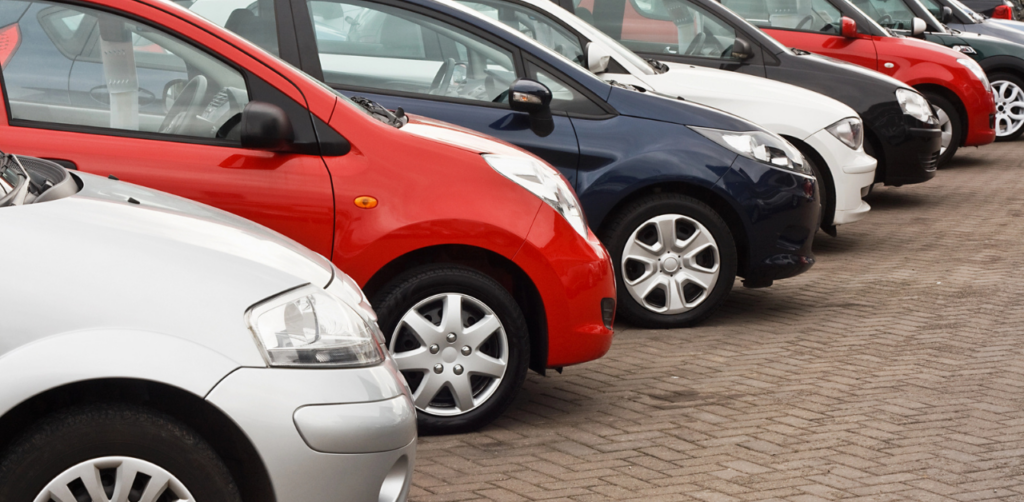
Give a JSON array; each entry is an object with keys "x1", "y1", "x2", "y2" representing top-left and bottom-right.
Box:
[
  {"x1": 0, "y1": 0, "x2": 615, "y2": 368},
  {"x1": 993, "y1": 5, "x2": 1014, "y2": 19},
  {"x1": 765, "y1": 27, "x2": 996, "y2": 147}
]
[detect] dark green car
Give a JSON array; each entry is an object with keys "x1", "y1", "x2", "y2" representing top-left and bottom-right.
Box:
[{"x1": 850, "y1": 0, "x2": 1024, "y2": 140}]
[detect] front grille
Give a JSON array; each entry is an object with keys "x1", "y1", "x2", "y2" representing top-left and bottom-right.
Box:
[{"x1": 920, "y1": 150, "x2": 940, "y2": 172}]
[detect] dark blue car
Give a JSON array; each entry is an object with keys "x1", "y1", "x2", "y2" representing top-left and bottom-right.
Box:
[{"x1": 208, "y1": 0, "x2": 819, "y2": 328}]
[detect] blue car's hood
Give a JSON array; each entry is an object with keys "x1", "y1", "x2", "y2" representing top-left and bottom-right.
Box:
[{"x1": 606, "y1": 86, "x2": 762, "y2": 131}]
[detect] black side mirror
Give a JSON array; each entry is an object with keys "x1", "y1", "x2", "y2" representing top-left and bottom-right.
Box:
[
  {"x1": 507, "y1": 79, "x2": 555, "y2": 137},
  {"x1": 731, "y1": 38, "x2": 753, "y2": 60},
  {"x1": 941, "y1": 5, "x2": 953, "y2": 23},
  {"x1": 240, "y1": 101, "x2": 294, "y2": 152}
]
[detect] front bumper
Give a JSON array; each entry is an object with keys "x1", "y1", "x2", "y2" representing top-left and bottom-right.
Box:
[
  {"x1": 963, "y1": 86, "x2": 997, "y2": 147},
  {"x1": 206, "y1": 360, "x2": 416, "y2": 502},
  {"x1": 716, "y1": 155, "x2": 819, "y2": 285},
  {"x1": 804, "y1": 129, "x2": 875, "y2": 226},
  {"x1": 875, "y1": 118, "x2": 941, "y2": 186},
  {"x1": 512, "y1": 205, "x2": 616, "y2": 369}
]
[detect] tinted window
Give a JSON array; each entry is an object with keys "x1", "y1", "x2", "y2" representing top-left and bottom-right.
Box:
[
  {"x1": 187, "y1": 0, "x2": 280, "y2": 55},
  {"x1": 4, "y1": 1, "x2": 250, "y2": 140},
  {"x1": 457, "y1": 0, "x2": 585, "y2": 65},
  {"x1": 626, "y1": 0, "x2": 739, "y2": 58},
  {"x1": 722, "y1": 0, "x2": 843, "y2": 33},
  {"x1": 307, "y1": 0, "x2": 518, "y2": 103},
  {"x1": 849, "y1": 0, "x2": 916, "y2": 29}
]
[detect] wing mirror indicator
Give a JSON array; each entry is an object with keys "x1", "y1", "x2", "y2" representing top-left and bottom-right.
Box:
[{"x1": 507, "y1": 79, "x2": 554, "y2": 137}]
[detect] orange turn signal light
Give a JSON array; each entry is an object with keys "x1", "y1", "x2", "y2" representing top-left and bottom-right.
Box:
[{"x1": 354, "y1": 196, "x2": 378, "y2": 209}]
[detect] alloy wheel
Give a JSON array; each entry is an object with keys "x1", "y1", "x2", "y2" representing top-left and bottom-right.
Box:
[
  {"x1": 934, "y1": 105, "x2": 952, "y2": 155},
  {"x1": 621, "y1": 214, "x2": 720, "y2": 315},
  {"x1": 390, "y1": 293, "x2": 508, "y2": 417},
  {"x1": 993, "y1": 79, "x2": 1024, "y2": 137},
  {"x1": 35, "y1": 456, "x2": 193, "y2": 502}
]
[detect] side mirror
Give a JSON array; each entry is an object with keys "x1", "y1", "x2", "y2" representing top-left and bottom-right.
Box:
[
  {"x1": 841, "y1": 16, "x2": 859, "y2": 38},
  {"x1": 993, "y1": 4, "x2": 1013, "y2": 19},
  {"x1": 941, "y1": 5, "x2": 953, "y2": 23},
  {"x1": 507, "y1": 79, "x2": 554, "y2": 137},
  {"x1": 911, "y1": 17, "x2": 927, "y2": 36},
  {"x1": 731, "y1": 38, "x2": 753, "y2": 60},
  {"x1": 240, "y1": 101, "x2": 294, "y2": 152},
  {"x1": 586, "y1": 42, "x2": 612, "y2": 74}
]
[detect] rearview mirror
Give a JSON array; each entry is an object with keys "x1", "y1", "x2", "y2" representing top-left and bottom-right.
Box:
[
  {"x1": 586, "y1": 42, "x2": 612, "y2": 74},
  {"x1": 240, "y1": 101, "x2": 294, "y2": 152},
  {"x1": 841, "y1": 16, "x2": 859, "y2": 38},
  {"x1": 731, "y1": 38, "x2": 753, "y2": 60},
  {"x1": 941, "y1": 5, "x2": 953, "y2": 23},
  {"x1": 911, "y1": 17, "x2": 927, "y2": 36},
  {"x1": 507, "y1": 79, "x2": 554, "y2": 137}
]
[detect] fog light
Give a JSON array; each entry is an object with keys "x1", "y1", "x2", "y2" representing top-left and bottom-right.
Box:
[{"x1": 601, "y1": 298, "x2": 615, "y2": 329}]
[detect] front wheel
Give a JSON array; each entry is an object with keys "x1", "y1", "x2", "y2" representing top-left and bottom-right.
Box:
[
  {"x1": 373, "y1": 265, "x2": 529, "y2": 435},
  {"x1": 991, "y1": 72, "x2": 1024, "y2": 141},
  {"x1": 923, "y1": 91, "x2": 962, "y2": 168},
  {"x1": 603, "y1": 194, "x2": 737, "y2": 329},
  {"x1": 0, "y1": 405, "x2": 241, "y2": 502}
]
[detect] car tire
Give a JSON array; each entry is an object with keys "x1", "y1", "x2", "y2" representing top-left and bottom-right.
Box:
[
  {"x1": 795, "y1": 144, "x2": 834, "y2": 232},
  {"x1": 603, "y1": 194, "x2": 737, "y2": 329},
  {"x1": 373, "y1": 265, "x2": 529, "y2": 435},
  {"x1": 923, "y1": 91, "x2": 962, "y2": 168},
  {"x1": 0, "y1": 404, "x2": 240, "y2": 502},
  {"x1": 990, "y1": 72, "x2": 1024, "y2": 141}
]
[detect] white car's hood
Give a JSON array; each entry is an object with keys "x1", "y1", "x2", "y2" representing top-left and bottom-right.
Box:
[{"x1": 625, "y1": 63, "x2": 856, "y2": 139}]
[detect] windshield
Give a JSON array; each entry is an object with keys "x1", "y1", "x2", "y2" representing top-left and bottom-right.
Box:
[{"x1": 948, "y1": 0, "x2": 986, "y2": 21}]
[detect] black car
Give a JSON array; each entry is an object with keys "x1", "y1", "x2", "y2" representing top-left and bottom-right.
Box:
[{"x1": 555, "y1": 0, "x2": 942, "y2": 187}]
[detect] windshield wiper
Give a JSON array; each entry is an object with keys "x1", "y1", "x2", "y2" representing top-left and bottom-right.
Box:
[
  {"x1": 350, "y1": 96, "x2": 408, "y2": 128},
  {"x1": 645, "y1": 58, "x2": 669, "y2": 73}
]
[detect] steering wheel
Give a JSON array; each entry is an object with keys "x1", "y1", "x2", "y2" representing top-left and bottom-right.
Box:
[
  {"x1": 159, "y1": 75, "x2": 208, "y2": 135},
  {"x1": 429, "y1": 58, "x2": 456, "y2": 96},
  {"x1": 684, "y1": 32, "x2": 706, "y2": 56},
  {"x1": 795, "y1": 15, "x2": 815, "y2": 29},
  {"x1": 877, "y1": 14, "x2": 893, "y2": 26}
]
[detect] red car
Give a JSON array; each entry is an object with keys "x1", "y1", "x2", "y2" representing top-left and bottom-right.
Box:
[
  {"x1": 719, "y1": 0, "x2": 996, "y2": 165},
  {"x1": 0, "y1": 0, "x2": 615, "y2": 434}
]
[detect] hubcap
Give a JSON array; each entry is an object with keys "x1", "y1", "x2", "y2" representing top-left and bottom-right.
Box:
[
  {"x1": 390, "y1": 293, "x2": 508, "y2": 417},
  {"x1": 621, "y1": 214, "x2": 720, "y2": 315},
  {"x1": 993, "y1": 80, "x2": 1024, "y2": 137},
  {"x1": 35, "y1": 456, "x2": 193, "y2": 502},
  {"x1": 934, "y1": 105, "x2": 952, "y2": 155}
]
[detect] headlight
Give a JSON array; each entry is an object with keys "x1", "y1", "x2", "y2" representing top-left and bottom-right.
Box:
[
  {"x1": 247, "y1": 284, "x2": 384, "y2": 367},
  {"x1": 689, "y1": 126, "x2": 810, "y2": 175},
  {"x1": 957, "y1": 57, "x2": 991, "y2": 92},
  {"x1": 325, "y1": 265, "x2": 386, "y2": 346},
  {"x1": 825, "y1": 117, "x2": 864, "y2": 150},
  {"x1": 483, "y1": 154, "x2": 588, "y2": 237},
  {"x1": 896, "y1": 88, "x2": 936, "y2": 123}
]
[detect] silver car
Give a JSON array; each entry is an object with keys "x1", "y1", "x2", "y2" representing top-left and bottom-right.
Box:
[{"x1": 0, "y1": 153, "x2": 415, "y2": 502}]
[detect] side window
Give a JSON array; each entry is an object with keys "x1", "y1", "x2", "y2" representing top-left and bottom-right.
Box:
[
  {"x1": 456, "y1": 0, "x2": 586, "y2": 65},
  {"x1": 849, "y1": 0, "x2": 916, "y2": 29},
  {"x1": 625, "y1": 0, "x2": 739, "y2": 59},
  {"x1": 307, "y1": 0, "x2": 518, "y2": 103},
  {"x1": 918, "y1": 0, "x2": 944, "y2": 19},
  {"x1": 722, "y1": 0, "x2": 842, "y2": 34},
  {"x1": 526, "y1": 62, "x2": 605, "y2": 115},
  {"x1": 3, "y1": 1, "x2": 250, "y2": 140},
  {"x1": 187, "y1": 0, "x2": 280, "y2": 56}
]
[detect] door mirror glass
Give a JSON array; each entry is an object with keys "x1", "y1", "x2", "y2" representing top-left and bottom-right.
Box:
[
  {"x1": 586, "y1": 42, "x2": 611, "y2": 73},
  {"x1": 841, "y1": 16, "x2": 859, "y2": 37},
  {"x1": 941, "y1": 5, "x2": 953, "y2": 22},
  {"x1": 911, "y1": 16, "x2": 927, "y2": 35},
  {"x1": 240, "y1": 101, "x2": 295, "y2": 152},
  {"x1": 731, "y1": 38, "x2": 753, "y2": 60}
]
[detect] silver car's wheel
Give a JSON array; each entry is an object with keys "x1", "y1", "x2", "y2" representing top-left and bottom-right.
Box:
[
  {"x1": 621, "y1": 213, "x2": 720, "y2": 315},
  {"x1": 35, "y1": 456, "x2": 193, "y2": 502},
  {"x1": 391, "y1": 293, "x2": 509, "y2": 417},
  {"x1": 935, "y1": 104, "x2": 953, "y2": 155},
  {"x1": 994, "y1": 79, "x2": 1024, "y2": 137}
]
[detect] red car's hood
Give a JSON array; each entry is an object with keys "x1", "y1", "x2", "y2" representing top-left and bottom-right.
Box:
[{"x1": 400, "y1": 115, "x2": 534, "y2": 157}]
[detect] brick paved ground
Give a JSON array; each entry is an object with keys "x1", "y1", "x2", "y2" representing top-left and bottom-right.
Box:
[{"x1": 410, "y1": 141, "x2": 1024, "y2": 502}]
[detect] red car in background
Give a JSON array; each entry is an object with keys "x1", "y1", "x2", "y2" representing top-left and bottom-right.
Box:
[
  {"x1": 720, "y1": 0, "x2": 996, "y2": 165},
  {"x1": 0, "y1": 0, "x2": 616, "y2": 435}
]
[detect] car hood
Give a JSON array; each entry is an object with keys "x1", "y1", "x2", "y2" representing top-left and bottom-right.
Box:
[
  {"x1": 629, "y1": 63, "x2": 857, "y2": 138},
  {"x1": 401, "y1": 114, "x2": 536, "y2": 157},
  {"x1": 605, "y1": 85, "x2": 758, "y2": 131},
  {"x1": 964, "y1": 19, "x2": 1024, "y2": 45},
  {"x1": 938, "y1": 28, "x2": 1024, "y2": 56}
]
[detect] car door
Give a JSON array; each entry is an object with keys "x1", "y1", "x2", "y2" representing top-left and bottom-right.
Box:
[
  {"x1": 0, "y1": 0, "x2": 336, "y2": 256},
  {"x1": 744, "y1": 0, "x2": 879, "y2": 70},
  {"x1": 286, "y1": 0, "x2": 583, "y2": 185}
]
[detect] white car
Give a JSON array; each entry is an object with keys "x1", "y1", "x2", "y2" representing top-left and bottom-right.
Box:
[
  {"x1": 453, "y1": 0, "x2": 877, "y2": 233},
  {"x1": 0, "y1": 153, "x2": 415, "y2": 502}
]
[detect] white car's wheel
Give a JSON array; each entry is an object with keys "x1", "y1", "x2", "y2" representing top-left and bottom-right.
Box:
[{"x1": 991, "y1": 73, "x2": 1024, "y2": 141}]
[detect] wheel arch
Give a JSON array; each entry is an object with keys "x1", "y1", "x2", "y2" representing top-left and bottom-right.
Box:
[
  {"x1": 594, "y1": 182, "x2": 751, "y2": 277},
  {"x1": 0, "y1": 378, "x2": 275, "y2": 502},
  {"x1": 362, "y1": 244, "x2": 548, "y2": 374},
  {"x1": 781, "y1": 135, "x2": 834, "y2": 228},
  {"x1": 914, "y1": 83, "x2": 968, "y2": 146}
]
